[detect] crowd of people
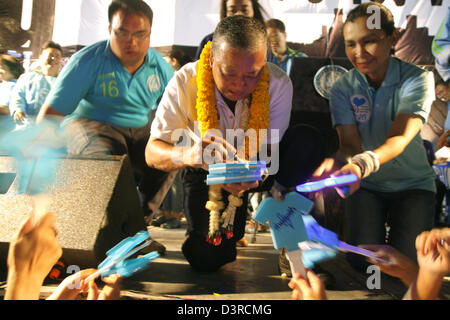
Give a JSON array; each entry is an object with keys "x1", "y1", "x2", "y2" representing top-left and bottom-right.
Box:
[{"x1": 0, "y1": 0, "x2": 449, "y2": 300}]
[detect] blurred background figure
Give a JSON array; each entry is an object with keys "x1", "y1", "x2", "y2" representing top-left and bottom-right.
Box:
[
  {"x1": 164, "y1": 48, "x2": 193, "y2": 72},
  {"x1": 153, "y1": 48, "x2": 193, "y2": 229},
  {"x1": 9, "y1": 41, "x2": 63, "y2": 128},
  {"x1": 194, "y1": 0, "x2": 268, "y2": 60},
  {"x1": 266, "y1": 18, "x2": 307, "y2": 76},
  {"x1": 433, "y1": 7, "x2": 450, "y2": 150},
  {"x1": 0, "y1": 54, "x2": 24, "y2": 135}
]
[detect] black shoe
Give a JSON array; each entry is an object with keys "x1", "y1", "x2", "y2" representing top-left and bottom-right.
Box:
[
  {"x1": 144, "y1": 215, "x2": 153, "y2": 226},
  {"x1": 278, "y1": 248, "x2": 292, "y2": 277},
  {"x1": 162, "y1": 219, "x2": 181, "y2": 229},
  {"x1": 138, "y1": 239, "x2": 166, "y2": 256},
  {"x1": 151, "y1": 215, "x2": 167, "y2": 227}
]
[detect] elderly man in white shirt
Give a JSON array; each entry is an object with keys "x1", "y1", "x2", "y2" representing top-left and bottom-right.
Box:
[{"x1": 146, "y1": 15, "x2": 325, "y2": 272}]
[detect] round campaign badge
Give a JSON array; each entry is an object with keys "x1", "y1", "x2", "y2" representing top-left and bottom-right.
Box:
[
  {"x1": 313, "y1": 65, "x2": 348, "y2": 99},
  {"x1": 147, "y1": 74, "x2": 161, "y2": 92}
]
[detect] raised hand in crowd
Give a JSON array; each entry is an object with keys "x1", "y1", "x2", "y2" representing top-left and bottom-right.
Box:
[
  {"x1": 5, "y1": 212, "x2": 62, "y2": 300},
  {"x1": 408, "y1": 228, "x2": 450, "y2": 300},
  {"x1": 47, "y1": 269, "x2": 122, "y2": 300},
  {"x1": 289, "y1": 269, "x2": 327, "y2": 300}
]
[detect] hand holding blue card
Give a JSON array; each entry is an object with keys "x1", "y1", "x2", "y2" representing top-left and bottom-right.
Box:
[
  {"x1": 85, "y1": 230, "x2": 160, "y2": 282},
  {"x1": 300, "y1": 215, "x2": 390, "y2": 264},
  {"x1": 296, "y1": 174, "x2": 358, "y2": 193}
]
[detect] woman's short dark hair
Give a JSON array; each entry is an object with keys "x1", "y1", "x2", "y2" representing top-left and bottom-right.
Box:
[
  {"x1": 220, "y1": 0, "x2": 267, "y2": 24},
  {"x1": 108, "y1": 0, "x2": 153, "y2": 26},
  {"x1": 0, "y1": 54, "x2": 24, "y2": 79},
  {"x1": 345, "y1": 2, "x2": 395, "y2": 36},
  {"x1": 169, "y1": 49, "x2": 193, "y2": 68}
]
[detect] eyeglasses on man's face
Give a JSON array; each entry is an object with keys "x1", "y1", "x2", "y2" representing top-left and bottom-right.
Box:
[{"x1": 113, "y1": 29, "x2": 150, "y2": 41}]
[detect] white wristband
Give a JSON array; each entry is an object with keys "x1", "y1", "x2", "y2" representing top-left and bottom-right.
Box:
[
  {"x1": 351, "y1": 150, "x2": 380, "y2": 179},
  {"x1": 365, "y1": 151, "x2": 380, "y2": 173}
]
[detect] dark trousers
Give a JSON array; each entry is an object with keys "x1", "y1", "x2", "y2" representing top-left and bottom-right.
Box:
[
  {"x1": 181, "y1": 167, "x2": 248, "y2": 272},
  {"x1": 181, "y1": 124, "x2": 326, "y2": 272},
  {"x1": 345, "y1": 187, "x2": 436, "y2": 272}
]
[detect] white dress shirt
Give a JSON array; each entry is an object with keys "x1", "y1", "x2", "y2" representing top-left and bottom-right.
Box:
[{"x1": 151, "y1": 61, "x2": 293, "y2": 147}]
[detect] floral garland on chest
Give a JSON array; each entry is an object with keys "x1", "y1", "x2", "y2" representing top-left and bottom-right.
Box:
[{"x1": 196, "y1": 41, "x2": 270, "y2": 245}]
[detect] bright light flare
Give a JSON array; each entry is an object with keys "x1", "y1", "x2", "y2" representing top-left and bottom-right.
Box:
[{"x1": 21, "y1": 0, "x2": 33, "y2": 31}]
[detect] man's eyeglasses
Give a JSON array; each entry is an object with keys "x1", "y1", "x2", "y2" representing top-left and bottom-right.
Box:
[{"x1": 113, "y1": 29, "x2": 150, "y2": 41}]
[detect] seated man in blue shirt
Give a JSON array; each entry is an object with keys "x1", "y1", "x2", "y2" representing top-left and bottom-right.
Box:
[
  {"x1": 266, "y1": 18, "x2": 307, "y2": 76},
  {"x1": 37, "y1": 0, "x2": 174, "y2": 251}
]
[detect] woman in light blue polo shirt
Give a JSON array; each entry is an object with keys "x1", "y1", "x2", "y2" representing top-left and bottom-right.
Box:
[{"x1": 314, "y1": 2, "x2": 436, "y2": 272}]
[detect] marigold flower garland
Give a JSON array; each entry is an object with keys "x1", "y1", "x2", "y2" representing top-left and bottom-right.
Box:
[{"x1": 196, "y1": 41, "x2": 270, "y2": 245}]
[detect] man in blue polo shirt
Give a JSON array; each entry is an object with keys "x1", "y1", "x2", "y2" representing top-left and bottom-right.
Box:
[{"x1": 37, "y1": 0, "x2": 174, "y2": 251}]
